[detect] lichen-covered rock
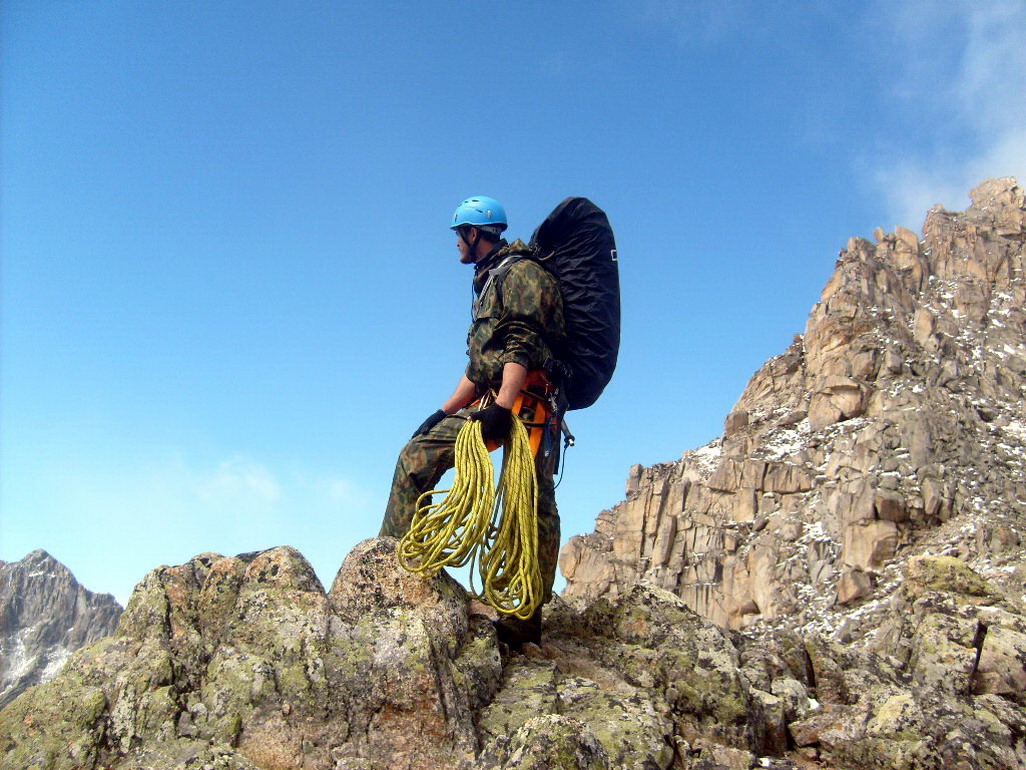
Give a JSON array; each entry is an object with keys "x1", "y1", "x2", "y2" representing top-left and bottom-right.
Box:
[
  {"x1": 481, "y1": 715, "x2": 611, "y2": 770},
  {"x1": 776, "y1": 557, "x2": 1026, "y2": 769},
  {"x1": 3, "y1": 540, "x2": 1026, "y2": 769},
  {"x1": 478, "y1": 603, "x2": 676, "y2": 768},
  {"x1": 579, "y1": 585, "x2": 762, "y2": 751},
  {"x1": 0, "y1": 542, "x2": 498, "y2": 770},
  {"x1": 0, "y1": 664, "x2": 109, "y2": 770},
  {"x1": 0, "y1": 546, "x2": 751, "y2": 770}
]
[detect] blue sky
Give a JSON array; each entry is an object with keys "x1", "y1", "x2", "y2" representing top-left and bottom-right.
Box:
[{"x1": 2, "y1": 1, "x2": 1024, "y2": 605}]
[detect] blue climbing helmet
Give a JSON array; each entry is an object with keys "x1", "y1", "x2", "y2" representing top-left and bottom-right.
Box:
[{"x1": 451, "y1": 196, "x2": 508, "y2": 233}]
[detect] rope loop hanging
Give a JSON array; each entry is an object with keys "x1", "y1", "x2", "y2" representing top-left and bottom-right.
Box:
[{"x1": 398, "y1": 416, "x2": 543, "y2": 620}]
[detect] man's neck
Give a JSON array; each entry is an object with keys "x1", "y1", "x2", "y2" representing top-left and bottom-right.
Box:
[{"x1": 474, "y1": 239, "x2": 507, "y2": 271}]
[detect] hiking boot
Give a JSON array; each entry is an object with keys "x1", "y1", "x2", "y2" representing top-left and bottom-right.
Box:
[{"x1": 493, "y1": 608, "x2": 542, "y2": 650}]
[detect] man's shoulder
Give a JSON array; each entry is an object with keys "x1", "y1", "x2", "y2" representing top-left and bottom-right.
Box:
[
  {"x1": 504, "y1": 255, "x2": 555, "y2": 287},
  {"x1": 498, "y1": 238, "x2": 534, "y2": 258},
  {"x1": 488, "y1": 240, "x2": 552, "y2": 285}
]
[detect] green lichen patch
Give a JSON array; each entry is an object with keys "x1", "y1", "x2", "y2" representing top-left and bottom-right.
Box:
[
  {"x1": 0, "y1": 677, "x2": 107, "y2": 770},
  {"x1": 903, "y1": 556, "x2": 1003, "y2": 602},
  {"x1": 480, "y1": 714, "x2": 611, "y2": 770},
  {"x1": 476, "y1": 658, "x2": 559, "y2": 743}
]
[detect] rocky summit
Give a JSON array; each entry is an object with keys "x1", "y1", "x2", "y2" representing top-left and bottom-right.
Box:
[
  {"x1": 2, "y1": 539, "x2": 1024, "y2": 769},
  {"x1": 2, "y1": 180, "x2": 1026, "y2": 769},
  {"x1": 560, "y1": 178, "x2": 1026, "y2": 633},
  {"x1": 0, "y1": 541, "x2": 813, "y2": 769},
  {"x1": 558, "y1": 178, "x2": 1026, "y2": 760},
  {"x1": 0, "y1": 550, "x2": 122, "y2": 708}
]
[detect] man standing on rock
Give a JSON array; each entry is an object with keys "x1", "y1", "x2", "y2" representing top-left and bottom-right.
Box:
[{"x1": 379, "y1": 195, "x2": 566, "y2": 647}]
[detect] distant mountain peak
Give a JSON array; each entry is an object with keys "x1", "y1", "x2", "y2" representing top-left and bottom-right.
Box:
[{"x1": 0, "y1": 550, "x2": 122, "y2": 707}]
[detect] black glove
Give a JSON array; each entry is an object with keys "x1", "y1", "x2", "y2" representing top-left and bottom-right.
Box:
[
  {"x1": 412, "y1": 409, "x2": 447, "y2": 439},
  {"x1": 470, "y1": 403, "x2": 512, "y2": 442}
]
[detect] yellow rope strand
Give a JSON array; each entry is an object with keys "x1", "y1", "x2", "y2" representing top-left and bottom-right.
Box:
[
  {"x1": 398, "y1": 415, "x2": 543, "y2": 620},
  {"x1": 476, "y1": 416, "x2": 542, "y2": 619},
  {"x1": 397, "y1": 419, "x2": 494, "y2": 572}
]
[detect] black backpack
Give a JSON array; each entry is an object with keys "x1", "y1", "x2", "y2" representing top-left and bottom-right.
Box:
[
  {"x1": 530, "y1": 197, "x2": 620, "y2": 411},
  {"x1": 481, "y1": 198, "x2": 620, "y2": 411}
]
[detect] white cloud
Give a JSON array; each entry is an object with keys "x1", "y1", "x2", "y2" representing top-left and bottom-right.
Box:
[
  {"x1": 868, "y1": 0, "x2": 1026, "y2": 229},
  {"x1": 25, "y1": 449, "x2": 379, "y2": 601},
  {"x1": 956, "y1": 3, "x2": 1026, "y2": 130},
  {"x1": 324, "y1": 476, "x2": 370, "y2": 507},
  {"x1": 195, "y1": 456, "x2": 282, "y2": 508}
]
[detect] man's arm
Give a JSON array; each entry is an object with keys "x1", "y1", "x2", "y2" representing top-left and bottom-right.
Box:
[
  {"x1": 467, "y1": 362, "x2": 525, "y2": 441},
  {"x1": 493, "y1": 362, "x2": 528, "y2": 410},
  {"x1": 495, "y1": 261, "x2": 564, "y2": 381},
  {"x1": 441, "y1": 374, "x2": 478, "y2": 414}
]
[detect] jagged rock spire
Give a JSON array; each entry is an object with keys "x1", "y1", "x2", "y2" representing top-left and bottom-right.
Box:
[{"x1": 561, "y1": 177, "x2": 1026, "y2": 636}]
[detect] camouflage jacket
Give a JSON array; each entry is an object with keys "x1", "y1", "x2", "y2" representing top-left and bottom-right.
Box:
[{"x1": 466, "y1": 240, "x2": 566, "y2": 391}]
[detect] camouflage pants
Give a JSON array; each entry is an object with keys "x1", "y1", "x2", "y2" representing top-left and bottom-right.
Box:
[{"x1": 381, "y1": 407, "x2": 560, "y2": 601}]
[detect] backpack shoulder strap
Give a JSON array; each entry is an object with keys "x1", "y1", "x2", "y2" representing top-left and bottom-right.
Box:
[{"x1": 473, "y1": 254, "x2": 526, "y2": 317}]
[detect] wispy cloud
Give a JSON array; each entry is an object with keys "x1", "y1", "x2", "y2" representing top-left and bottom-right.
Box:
[
  {"x1": 33, "y1": 450, "x2": 377, "y2": 602},
  {"x1": 632, "y1": 1, "x2": 1024, "y2": 230},
  {"x1": 195, "y1": 456, "x2": 282, "y2": 508},
  {"x1": 324, "y1": 476, "x2": 371, "y2": 508},
  {"x1": 867, "y1": 0, "x2": 1026, "y2": 229}
]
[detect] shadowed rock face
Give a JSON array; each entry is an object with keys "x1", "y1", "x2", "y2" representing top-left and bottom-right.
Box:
[
  {"x1": 1, "y1": 540, "x2": 1024, "y2": 769},
  {"x1": 561, "y1": 178, "x2": 1026, "y2": 642},
  {"x1": 0, "y1": 550, "x2": 122, "y2": 708}
]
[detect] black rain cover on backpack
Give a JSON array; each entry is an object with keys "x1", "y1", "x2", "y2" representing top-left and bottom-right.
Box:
[{"x1": 530, "y1": 197, "x2": 620, "y2": 410}]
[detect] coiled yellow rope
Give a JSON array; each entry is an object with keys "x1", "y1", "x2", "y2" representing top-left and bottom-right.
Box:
[{"x1": 397, "y1": 416, "x2": 543, "y2": 620}]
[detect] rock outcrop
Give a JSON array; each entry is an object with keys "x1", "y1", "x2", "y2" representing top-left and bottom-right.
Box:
[
  {"x1": 561, "y1": 178, "x2": 1026, "y2": 642},
  {"x1": 0, "y1": 550, "x2": 122, "y2": 708},
  {"x1": 3, "y1": 540, "x2": 1023, "y2": 769}
]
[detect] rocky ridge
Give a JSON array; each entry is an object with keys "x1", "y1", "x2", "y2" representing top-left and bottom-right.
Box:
[
  {"x1": 2, "y1": 539, "x2": 1024, "y2": 769},
  {"x1": 560, "y1": 177, "x2": 1026, "y2": 643},
  {"x1": 0, "y1": 549, "x2": 122, "y2": 708}
]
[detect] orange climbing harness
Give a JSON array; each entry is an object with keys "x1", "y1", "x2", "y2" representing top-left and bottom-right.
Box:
[{"x1": 473, "y1": 370, "x2": 555, "y2": 456}]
